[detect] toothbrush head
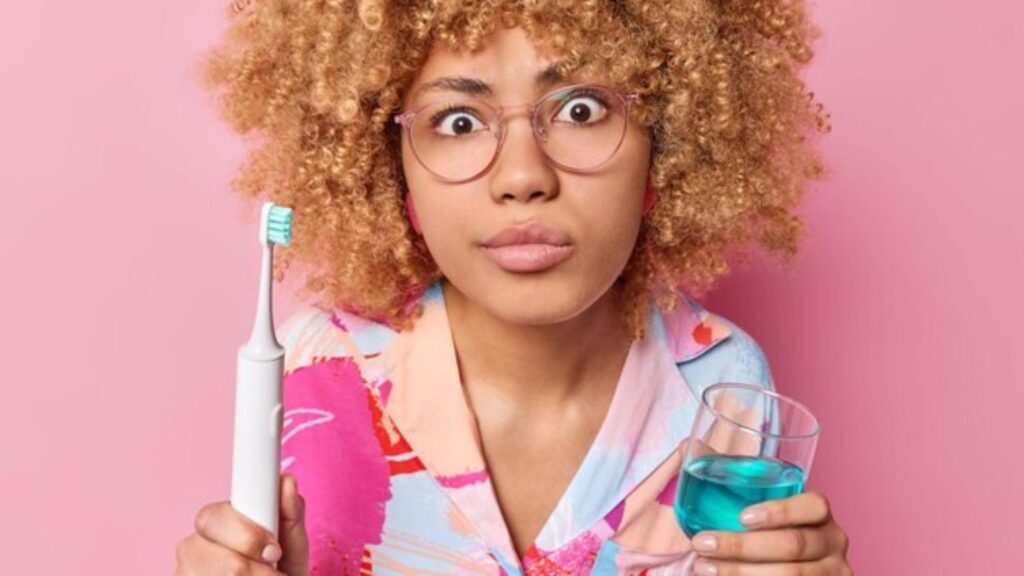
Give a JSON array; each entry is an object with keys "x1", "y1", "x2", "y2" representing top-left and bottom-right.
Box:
[{"x1": 261, "y1": 202, "x2": 293, "y2": 246}]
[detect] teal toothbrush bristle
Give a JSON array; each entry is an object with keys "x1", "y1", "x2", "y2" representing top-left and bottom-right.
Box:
[{"x1": 266, "y1": 205, "x2": 293, "y2": 246}]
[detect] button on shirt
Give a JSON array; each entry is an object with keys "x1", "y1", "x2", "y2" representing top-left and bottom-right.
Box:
[{"x1": 276, "y1": 281, "x2": 773, "y2": 575}]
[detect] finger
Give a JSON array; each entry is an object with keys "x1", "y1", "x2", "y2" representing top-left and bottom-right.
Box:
[
  {"x1": 727, "y1": 407, "x2": 763, "y2": 457},
  {"x1": 194, "y1": 501, "x2": 283, "y2": 564},
  {"x1": 693, "y1": 556, "x2": 836, "y2": 576},
  {"x1": 175, "y1": 532, "x2": 284, "y2": 576},
  {"x1": 738, "y1": 491, "x2": 832, "y2": 530},
  {"x1": 707, "y1": 391, "x2": 742, "y2": 453},
  {"x1": 691, "y1": 527, "x2": 832, "y2": 563},
  {"x1": 277, "y1": 474, "x2": 310, "y2": 576}
]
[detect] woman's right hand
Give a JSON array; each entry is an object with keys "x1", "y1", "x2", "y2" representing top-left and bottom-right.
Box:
[{"x1": 174, "y1": 473, "x2": 309, "y2": 576}]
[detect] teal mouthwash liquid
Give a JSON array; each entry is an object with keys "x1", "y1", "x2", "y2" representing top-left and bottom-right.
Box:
[{"x1": 675, "y1": 454, "x2": 805, "y2": 537}]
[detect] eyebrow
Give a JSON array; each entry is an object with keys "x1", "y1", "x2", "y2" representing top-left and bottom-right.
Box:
[{"x1": 414, "y1": 61, "x2": 567, "y2": 99}]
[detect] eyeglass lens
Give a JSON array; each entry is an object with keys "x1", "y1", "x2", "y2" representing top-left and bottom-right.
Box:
[{"x1": 407, "y1": 85, "x2": 629, "y2": 182}]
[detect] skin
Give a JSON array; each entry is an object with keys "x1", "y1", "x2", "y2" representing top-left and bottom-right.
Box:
[
  {"x1": 174, "y1": 473, "x2": 306, "y2": 576},
  {"x1": 174, "y1": 25, "x2": 853, "y2": 576}
]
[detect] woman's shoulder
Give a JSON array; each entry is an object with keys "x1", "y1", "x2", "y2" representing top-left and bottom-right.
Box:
[
  {"x1": 274, "y1": 291, "x2": 773, "y2": 388},
  {"x1": 275, "y1": 304, "x2": 400, "y2": 375},
  {"x1": 661, "y1": 295, "x2": 775, "y2": 392}
]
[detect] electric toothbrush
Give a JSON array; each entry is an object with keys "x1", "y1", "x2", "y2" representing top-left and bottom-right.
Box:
[{"x1": 230, "y1": 201, "x2": 293, "y2": 537}]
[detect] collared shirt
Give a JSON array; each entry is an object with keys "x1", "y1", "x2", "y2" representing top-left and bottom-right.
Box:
[{"x1": 277, "y1": 281, "x2": 773, "y2": 575}]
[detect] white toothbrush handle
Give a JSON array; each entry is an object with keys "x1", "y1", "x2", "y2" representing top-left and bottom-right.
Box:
[{"x1": 230, "y1": 349, "x2": 284, "y2": 537}]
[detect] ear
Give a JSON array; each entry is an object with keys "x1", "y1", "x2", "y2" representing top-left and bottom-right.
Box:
[
  {"x1": 404, "y1": 191, "x2": 423, "y2": 235},
  {"x1": 643, "y1": 181, "x2": 658, "y2": 215}
]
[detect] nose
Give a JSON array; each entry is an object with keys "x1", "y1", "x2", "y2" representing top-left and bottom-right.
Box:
[{"x1": 487, "y1": 112, "x2": 560, "y2": 204}]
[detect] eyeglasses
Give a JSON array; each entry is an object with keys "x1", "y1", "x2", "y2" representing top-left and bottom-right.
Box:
[{"x1": 393, "y1": 83, "x2": 639, "y2": 184}]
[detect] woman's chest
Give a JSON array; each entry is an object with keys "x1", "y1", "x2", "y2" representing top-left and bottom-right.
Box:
[
  {"x1": 280, "y1": 360, "x2": 697, "y2": 574},
  {"x1": 476, "y1": 408, "x2": 608, "y2": 559}
]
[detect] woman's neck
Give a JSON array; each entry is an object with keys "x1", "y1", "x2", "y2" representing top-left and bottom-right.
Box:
[{"x1": 441, "y1": 279, "x2": 633, "y2": 407}]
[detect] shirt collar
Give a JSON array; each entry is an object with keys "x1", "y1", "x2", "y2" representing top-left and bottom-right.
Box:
[
  {"x1": 661, "y1": 293, "x2": 732, "y2": 363},
  {"x1": 375, "y1": 281, "x2": 732, "y2": 566}
]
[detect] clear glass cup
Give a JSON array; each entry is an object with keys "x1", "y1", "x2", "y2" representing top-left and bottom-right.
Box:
[{"x1": 674, "y1": 383, "x2": 820, "y2": 537}]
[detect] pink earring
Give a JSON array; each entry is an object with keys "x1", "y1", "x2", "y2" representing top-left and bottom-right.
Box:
[
  {"x1": 404, "y1": 192, "x2": 422, "y2": 235},
  {"x1": 643, "y1": 181, "x2": 658, "y2": 215}
]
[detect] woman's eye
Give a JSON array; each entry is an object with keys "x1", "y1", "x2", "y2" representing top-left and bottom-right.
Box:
[
  {"x1": 554, "y1": 95, "x2": 609, "y2": 125},
  {"x1": 433, "y1": 110, "x2": 486, "y2": 136}
]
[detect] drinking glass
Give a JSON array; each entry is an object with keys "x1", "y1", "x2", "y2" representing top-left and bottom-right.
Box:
[{"x1": 674, "y1": 383, "x2": 820, "y2": 537}]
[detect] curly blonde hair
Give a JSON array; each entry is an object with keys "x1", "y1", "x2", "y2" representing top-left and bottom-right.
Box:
[{"x1": 199, "y1": 0, "x2": 830, "y2": 339}]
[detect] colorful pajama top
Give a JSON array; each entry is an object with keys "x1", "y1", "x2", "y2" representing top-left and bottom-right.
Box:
[{"x1": 276, "y1": 281, "x2": 773, "y2": 575}]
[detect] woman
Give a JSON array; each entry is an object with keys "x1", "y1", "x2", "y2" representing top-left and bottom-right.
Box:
[{"x1": 176, "y1": 1, "x2": 850, "y2": 574}]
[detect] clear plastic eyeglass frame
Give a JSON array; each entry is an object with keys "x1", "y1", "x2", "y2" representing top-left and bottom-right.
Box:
[{"x1": 393, "y1": 83, "x2": 639, "y2": 184}]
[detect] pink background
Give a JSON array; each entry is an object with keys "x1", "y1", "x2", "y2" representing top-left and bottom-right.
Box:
[{"x1": 2, "y1": 1, "x2": 1021, "y2": 574}]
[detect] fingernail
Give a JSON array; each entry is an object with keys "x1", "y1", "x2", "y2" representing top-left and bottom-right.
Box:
[
  {"x1": 740, "y1": 506, "x2": 767, "y2": 527},
  {"x1": 692, "y1": 534, "x2": 718, "y2": 552},
  {"x1": 694, "y1": 559, "x2": 718, "y2": 575},
  {"x1": 262, "y1": 543, "x2": 282, "y2": 563}
]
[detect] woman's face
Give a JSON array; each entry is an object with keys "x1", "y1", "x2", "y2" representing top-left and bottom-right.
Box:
[{"x1": 400, "y1": 26, "x2": 652, "y2": 326}]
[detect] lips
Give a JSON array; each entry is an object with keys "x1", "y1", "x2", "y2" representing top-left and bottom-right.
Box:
[
  {"x1": 480, "y1": 222, "x2": 574, "y2": 273},
  {"x1": 482, "y1": 222, "x2": 572, "y2": 248}
]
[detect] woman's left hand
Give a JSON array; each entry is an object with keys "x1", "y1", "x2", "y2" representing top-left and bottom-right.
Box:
[{"x1": 690, "y1": 491, "x2": 852, "y2": 575}]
